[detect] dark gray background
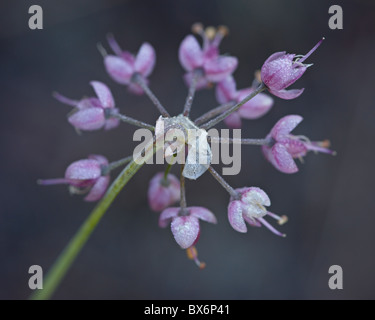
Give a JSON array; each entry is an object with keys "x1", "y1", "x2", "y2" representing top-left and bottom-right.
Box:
[{"x1": 1, "y1": 0, "x2": 374, "y2": 299}]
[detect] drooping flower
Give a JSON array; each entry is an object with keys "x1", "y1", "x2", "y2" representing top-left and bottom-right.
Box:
[
  {"x1": 147, "y1": 172, "x2": 180, "y2": 212},
  {"x1": 261, "y1": 38, "x2": 324, "y2": 99},
  {"x1": 54, "y1": 81, "x2": 120, "y2": 131},
  {"x1": 38, "y1": 155, "x2": 110, "y2": 202},
  {"x1": 104, "y1": 34, "x2": 156, "y2": 94},
  {"x1": 228, "y1": 187, "x2": 287, "y2": 237},
  {"x1": 216, "y1": 76, "x2": 274, "y2": 128},
  {"x1": 159, "y1": 206, "x2": 217, "y2": 249},
  {"x1": 262, "y1": 115, "x2": 335, "y2": 174},
  {"x1": 179, "y1": 23, "x2": 238, "y2": 89}
]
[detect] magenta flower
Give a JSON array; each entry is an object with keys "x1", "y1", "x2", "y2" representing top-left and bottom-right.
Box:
[
  {"x1": 104, "y1": 34, "x2": 156, "y2": 95},
  {"x1": 159, "y1": 206, "x2": 217, "y2": 249},
  {"x1": 179, "y1": 24, "x2": 238, "y2": 89},
  {"x1": 147, "y1": 172, "x2": 180, "y2": 212},
  {"x1": 228, "y1": 187, "x2": 287, "y2": 237},
  {"x1": 216, "y1": 76, "x2": 274, "y2": 128},
  {"x1": 38, "y1": 155, "x2": 110, "y2": 202},
  {"x1": 261, "y1": 38, "x2": 324, "y2": 100},
  {"x1": 54, "y1": 81, "x2": 119, "y2": 131},
  {"x1": 262, "y1": 115, "x2": 335, "y2": 174}
]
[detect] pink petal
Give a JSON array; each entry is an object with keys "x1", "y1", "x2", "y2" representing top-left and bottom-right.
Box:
[
  {"x1": 215, "y1": 76, "x2": 237, "y2": 104},
  {"x1": 84, "y1": 175, "x2": 110, "y2": 202},
  {"x1": 148, "y1": 173, "x2": 180, "y2": 212},
  {"x1": 171, "y1": 216, "x2": 200, "y2": 249},
  {"x1": 204, "y1": 56, "x2": 238, "y2": 82},
  {"x1": 271, "y1": 143, "x2": 299, "y2": 174},
  {"x1": 263, "y1": 51, "x2": 286, "y2": 65},
  {"x1": 104, "y1": 55, "x2": 134, "y2": 85},
  {"x1": 241, "y1": 187, "x2": 271, "y2": 207},
  {"x1": 90, "y1": 81, "x2": 114, "y2": 109},
  {"x1": 269, "y1": 88, "x2": 304, "y2": 100},
  {"x1": 270, "y1": 115, "x2": 304, "y2": 140},
  {"x1": 159, "y1": 207, "x2": 180, "y2": 228},
  {"x1": 68, "y1": 108, "x2": 105, "y2": 131},
  {"x1": 228, "y1": 200, "x2": 247, "y2": 233},
  {"x1": 243, "y1": 215, "x2": 262, "y2": 227},
  {"x1": 190, "y1": 207, "x2": 217, "y2": 224},
  {"x1": 237, "y1": 90, "x2": 274, "y2": 119},
  {"x1": 178, "y1": 35, "x2": 204, "y2": 71},
  {"x1": 65, "y1": 159, "x2": 102, "y2": 180},
  {"x1": 87, "y1": 154, "x2": 108, "y2": 167},
  {"x1": 135, "y1": 43, "x2": 156, "y2": 77},
  {"x1": 224, "y1": 112, "x2": 242, "y2": 129},
  {"x1": 104, "y1": 117, "x2": 120, "y2": 130},
  {"x1": 77, "y1": 98, "x2": 102, "y2": 110}
]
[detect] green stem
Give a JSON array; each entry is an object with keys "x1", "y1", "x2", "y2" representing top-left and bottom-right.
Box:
[{"x1": 31, "y1": 138, "x2": 159, "y2": 300}]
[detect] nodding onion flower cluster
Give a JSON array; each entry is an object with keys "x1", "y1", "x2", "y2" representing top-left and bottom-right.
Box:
[{"x1": 39, "y1": 23, "x2": 334, "y2": 268}]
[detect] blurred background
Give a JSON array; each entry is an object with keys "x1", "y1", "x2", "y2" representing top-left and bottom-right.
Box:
[{"x1": 1, "y1": 0, "x2": 374, "y2": 299}]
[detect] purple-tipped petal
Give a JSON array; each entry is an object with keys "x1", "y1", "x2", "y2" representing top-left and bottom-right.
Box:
[
  {"x1": 104, "y1": 55, "x2": 134, "y2": 85},
  {"x1": 224, "y1": 112, "x2": 242, "y2": 129},
  {"x1": 215, "y1": 76, "x2": 237, "y2": 104},
  {"x1": 270, "y1": 115, "x2": 304, "y2": 140},
  {"x1": 65, "y1": 159, "x2": 102, "y2": 181},
  {"x1": 178, "y1": 35, "x2": 204, "y2": 71},
  {"x1": 269, "y1": 88, "x2": 305, "y2": 100},
  {"x1": 159, "y1": 207, "x2": 179, "y2": 228},
  {"x1": 68, "y1": 108, "x2": 105, "y2": 131},
  {"x1": 135, "y1": 42, "x2": 156, "y2": 77},
  {"x1": 84, "y1": 175, "x2": 110, "y2": 202},
  {"x1": 228, "y1": 200, "x2": 247, "y2": 233},
  {"x1": 204, "y1": 56, "x2": 238, "y2": 82},
  {"x1": 190, "y1": 207, "x2": 217, "y2": 224},
  {"x1": 271, "y1": 143, "x2": 299, "y2": 174},
  {"x1": 237, "y1": 90, "x2": 274, "y2": 119},
  {"x1": 90, "y1": 81, "x2": 114, "y2": 109},
  {"x1": 171, "y1": 216, "x2": 200, "y2": 249}
]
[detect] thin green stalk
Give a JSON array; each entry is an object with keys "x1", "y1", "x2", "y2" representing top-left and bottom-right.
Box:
[{"x1": 31, "y1": 138, "x2": 159, "y2": 300}]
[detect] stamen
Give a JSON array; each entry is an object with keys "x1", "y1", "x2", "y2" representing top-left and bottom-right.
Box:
[
  {"x1": 267, "y1": 211, "x2": 288, "y2": 225},
  {"x1": 191, "y1": 22, "x2": 204, "y2": 35},
  {"x1": 37, "y1": 178, "x2": 69, "y2": 186},
  {"x1": 205, "y1": 26, "x2": 216, "y2": 40},
  {"x1": 298, "y1": 37, "x2": 325, "y2": 64},
  {"x1": 106, "y1": 33, "x2": 123, "y2": 56},
  {"x1": 258, "y1": 217, "x2": 286, "y2": 237},
  {"x1": 96, "y1": 42, "x2": 108, "y2": 58},
  {"x1": 186, "y1": 246, "x2": 206, "y2": 269},
  {"x1": 53, "y1": 92, "x2": 79, "y2": 107}
]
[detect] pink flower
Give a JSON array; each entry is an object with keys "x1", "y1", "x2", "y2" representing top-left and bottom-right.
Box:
[
  {"x1": 179, "y1": 25, "x2": 238, "y2": 89},
  {"x1": 147, "y1": 172, "x2": 180, "y2": 212},
  {"x1": 216, "y1": 76, "x2": 274, "y2": 128},
  {"x1": 262, "y1": 115, "x2": 335, "y2": 174},
  {"x1": 261, "y1": 38, "x2": 324, "y2": 100},
  {"x1": 38, "y1": 155, "x2": 110, "y2": 202},
  {"x1": 159, "y1": 206, "x2": 217, "y2": 249},
  {"x1": 54, "y1": 81, "x2": 119, "y2": 131},
  {"x1": 228, "y1": 187, "x2": 287, "y2": 237},
  {"x1": 104, "y1": 34, "x2": 156, "y2": 94}
]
